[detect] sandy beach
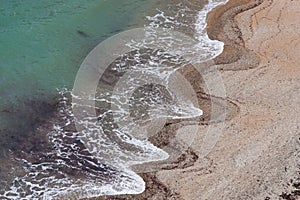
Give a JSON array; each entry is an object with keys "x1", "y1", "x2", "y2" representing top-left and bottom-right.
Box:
[{"x1": 94, "y1": 0, "x2": 300, "y2": 199}]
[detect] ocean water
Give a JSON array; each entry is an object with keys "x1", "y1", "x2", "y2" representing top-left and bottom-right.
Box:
[{"x1": 0, "y1": 0, "x2": 227, "y2": 199}]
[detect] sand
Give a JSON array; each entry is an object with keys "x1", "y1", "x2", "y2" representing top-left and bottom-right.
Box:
[{"x1": 94, "y1": 0, "x2": 300, "y2": 199}]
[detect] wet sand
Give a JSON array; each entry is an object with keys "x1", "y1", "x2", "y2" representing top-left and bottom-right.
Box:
[{"x1": 96, "y1": 0, "x2": 300, "y2": 199}]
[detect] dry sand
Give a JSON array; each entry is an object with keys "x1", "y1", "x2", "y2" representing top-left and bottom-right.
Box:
[{"x1": 96, "y1": 0, "x2": 300, "y2": 199}]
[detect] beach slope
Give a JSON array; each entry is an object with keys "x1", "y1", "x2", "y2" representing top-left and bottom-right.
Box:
[{"x1": 96, "y1": 0, "x2": 300, "y2": 199}]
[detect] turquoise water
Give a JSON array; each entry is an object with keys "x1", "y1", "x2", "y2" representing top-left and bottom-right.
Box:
[{"x1": 0, "y1": 0, "x2": 158, "y2": 149}]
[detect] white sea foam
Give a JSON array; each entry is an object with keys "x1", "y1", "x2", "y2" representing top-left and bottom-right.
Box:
[
  {"x1": 0, "y1": 1, "x2": 228, "y2": 199},
  {"x1": 195, "y1": 0, "x2": 229, "y2": 60}
]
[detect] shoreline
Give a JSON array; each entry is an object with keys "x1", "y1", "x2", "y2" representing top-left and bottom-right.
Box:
[
  {"x1": 95, "y1": 0, "x2": 300, "y2": 199},
  {"x1": 91, "y1": 0, "x2": 267, "y2": 199}
]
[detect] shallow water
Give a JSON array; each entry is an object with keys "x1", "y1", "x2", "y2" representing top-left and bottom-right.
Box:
[{"x1": 0, "y1": 0, "x2": 227, "y2": 199}]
